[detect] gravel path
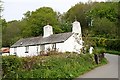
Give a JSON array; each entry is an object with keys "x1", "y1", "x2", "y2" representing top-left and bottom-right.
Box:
[{"x1": 78, "y1": 53, "x2": 118, "y2": 78}]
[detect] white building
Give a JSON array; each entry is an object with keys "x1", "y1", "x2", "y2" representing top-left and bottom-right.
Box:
[{"x1": 10, "y1": 21, "x2": 83, "y2": 57}]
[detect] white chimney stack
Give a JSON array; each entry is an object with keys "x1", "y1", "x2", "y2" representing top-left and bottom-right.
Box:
[
  {"x1": 72, "y1": 21, "x2": 82, "y2": 34},
  {"x1": 43, "y1": 25, "x2": 53, "y2": 37}
]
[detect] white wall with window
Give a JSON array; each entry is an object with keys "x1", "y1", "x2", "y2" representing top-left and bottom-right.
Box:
[
  {"x1": 25, "y1": 46, "x2": 29, "y2": 53},
  {"x1": 16, "y1": 47, "x2": 28, "y2": 57}
]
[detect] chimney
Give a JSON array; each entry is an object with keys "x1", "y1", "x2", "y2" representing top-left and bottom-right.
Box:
[
  {"x1": 72, "y1": 20, "x2": 82, "y2": 34},
  {"x1": 43, "y1": 25, "x2": 53, "y2": 37}
]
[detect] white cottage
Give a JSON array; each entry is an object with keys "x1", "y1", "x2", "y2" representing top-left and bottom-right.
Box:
[{"x1": 10, "y1": 21, "x2": 83, "y2": 57}]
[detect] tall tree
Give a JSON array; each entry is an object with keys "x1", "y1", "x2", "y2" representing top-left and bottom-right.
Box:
[
  {"x1": 64, "y1": 2, "x2": 92, "y2": 35},
  {"x1": 22, "y1": 7, "x2": 63, "y2": 37},
  {"x1": 2, "y1": 20, "x2": 24, "y2": 47}
]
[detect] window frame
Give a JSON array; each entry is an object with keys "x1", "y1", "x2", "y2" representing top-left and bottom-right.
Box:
[
  {"x1": 14, "y1": 47, "x2": 17, "y2": 54},
  {"x1": 52, "y1": 43, "x2": 56, "y2": 51},
  {"x1": 25, "y1": 46, "x2": 29, "y2": 53}
]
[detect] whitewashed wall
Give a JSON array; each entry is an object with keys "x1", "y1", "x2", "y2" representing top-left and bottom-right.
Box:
[
  {"x1": 16, "y1": 47, "x2": 28, "y2": 57},
  {"x1": 10, "y1": 48, "x2": 15, "y2": 55},
  {"x1": 10, "y1": 45, "x2": 42, "y2": 57},
  {"x1": 29, "y1": 46, "x2": 38, "y2": 56},
  {"x1": 10, "y1": 34, "x2": 83, "y2": 57},
  {"x1": 56, "y1": 34, "x2": 83, "y2": 53},
  {"x1": 45, "y1": 44, "x2": 53, "y2": 51}
]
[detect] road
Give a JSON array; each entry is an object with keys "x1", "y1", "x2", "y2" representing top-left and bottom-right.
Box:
[{"x1": 78, "y1": 53, "x2": 119, "y2": 78}]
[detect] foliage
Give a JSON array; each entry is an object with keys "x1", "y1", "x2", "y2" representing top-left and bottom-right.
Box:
[
  {"x1": 2, "y1": 20, "x2": 24, "y2": 47},
  {"x1": 92, "y1": 18, "x2": 117, "y2": 38},
  {"x1": 2, "y1": 52, "x2": 107, "y2": 79},
  {"x1": 64, "y1": 2, "x2": 90, "y2": 31},
  {"x1": 95, "y1": 47, "x2": 120, "y2": 55},
  {"x1": 87, "y1": 2, "x2": 118, "y2": 22},
  {"x1": 22, "y1": 7, "x2": 63, "y2": 37},
  {"x1": 2, "y1": 56, "x2": 22, "y2": 78},
  {"x1": 106, "y1": 50, "x2": 120, "y2": 55},
  {"x1": 105, "y1": 39, "x2": 120, "y2": 51},
  {"x1": 2, "y1": 2, "x2": 119, "y2": 47},
  {"x1": 90, "y1": 37, "x2": 120, "y2": 51}
]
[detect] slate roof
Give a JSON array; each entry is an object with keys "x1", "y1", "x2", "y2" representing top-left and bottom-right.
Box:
[{"x1": 11, "y1": 32, "x2": 73, "y2": 47}]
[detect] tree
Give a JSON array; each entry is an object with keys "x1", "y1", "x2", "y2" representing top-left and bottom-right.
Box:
[
  {"x1": 86, "y1": 2, "x2": 118, "y2": 38},
  {"x1": 92, "y1": 17, "x2": 116, "y2": 38},
  {"x1": 2, "y1": 20, "x2": 24, "y2": 47},
  {"x1": 86, "y1": 2, "x2": 118, "y2": 22},
  {"x1": 64, "y1": 2, "x2": 90, "y2": 30},
  {"x1": 0, "y1": 1, "x2": 3, "y2": 48},
  {"x1": 117, "y1": 1, "x2": 120, "y2": 38},
  {"x1": 22, "y1": 7, "x2": 63, "y2": 37}
]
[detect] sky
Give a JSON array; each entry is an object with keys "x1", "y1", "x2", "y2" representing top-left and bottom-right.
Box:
[{"x1": 2, "y1": 0, "x2": 106, "y2": 22}]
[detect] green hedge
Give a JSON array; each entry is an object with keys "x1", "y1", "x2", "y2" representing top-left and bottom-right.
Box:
[
  {"x1": 105, "y1": 39, "x2": 120, "y2": 51},
  {"x1": 2, "y1": 53, "x2": 107, "y2": 79},
  {"x1": 91, "y1": 37, "x2": 120, "y2": 51},
  {"x1": 2, "y1": 56, "x2": 22, "y2": 78}
]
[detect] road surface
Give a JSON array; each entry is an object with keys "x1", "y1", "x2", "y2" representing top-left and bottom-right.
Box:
[{"x1": 78, "y1": 53, "x2": 119, "y2": 78}]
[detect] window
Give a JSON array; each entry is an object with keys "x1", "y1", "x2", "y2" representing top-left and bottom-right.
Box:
[
  {"x1": 36, "y1": 45, "x2": 39, "y2": 54},
  {"x1": 14, "y1": 47, "x2": 17, "y2": 54},
  {"x1": 40, "y1": 45, "x2": 45, "y2": 51},
  {"x1": 25, "y1": 46, "x2": 29, "y2": 53},
  {"x1": 52, "y1": 43, "x2": 56, "y2": 51}
]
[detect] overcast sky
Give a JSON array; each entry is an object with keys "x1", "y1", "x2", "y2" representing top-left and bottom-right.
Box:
[{"x1": 2, "y1": 0, "x2": 106, "y2": 21}]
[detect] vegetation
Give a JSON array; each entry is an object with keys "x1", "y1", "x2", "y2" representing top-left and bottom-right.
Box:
[
  {"x1": 2, "y1": 2, "x2": 120, "y2": 48},
  {"x1": 2, "y1": 1, "x2": 118, "y2": 79},
  {"x1": 2, "y1": 52, "x2": 107, "y2": 79},
  {"x1": 96, "y1": 47, "x2": 120, "y2": 55}
]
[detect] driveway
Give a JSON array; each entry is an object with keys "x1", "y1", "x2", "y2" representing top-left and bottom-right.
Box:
[{"x1": 78, "y1": 53, "x2": 119, "y2": 78}]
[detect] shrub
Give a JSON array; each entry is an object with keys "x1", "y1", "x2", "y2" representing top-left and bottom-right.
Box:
[
  {"x1": 22, "y1": 56, "x2": 38, "y2": 71},
  {"x1": 2, "y1": 56, "x2": 22, "y2": 78},
  {"x1": 91, "y1": 37, "x2": 120, "y2": 51},
  {"x1": 105, "y1": 39, "x2": 120, "y2": 51},
  {"x1": 2, "y1": 52, "x2": 107, "y2": 79}
]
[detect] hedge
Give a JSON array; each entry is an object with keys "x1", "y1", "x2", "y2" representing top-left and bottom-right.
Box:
[
  {"x1": 2, "y1": 52, "x2": 107, "y2": 79},
  {"x1": 105, "y1": 39, "x2": 120, "y2": 51},
  {"x1": 89, "y1": 37, "x2": 120, "y2": 51}
]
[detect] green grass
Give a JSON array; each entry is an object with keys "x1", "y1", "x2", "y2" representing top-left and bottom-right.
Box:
[{"x1": 2, "y1": 52, "x2": 108, "y2": 79}]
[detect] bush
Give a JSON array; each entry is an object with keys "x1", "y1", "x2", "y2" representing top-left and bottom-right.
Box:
[
  {"x1": 91, "y1": 37, "x2": 120, "y2": 51},
  {"x1": 2, "y1": 52, "x2": 107, "y2": 79},
  {"x1": 105, "y1": 39, "x2": 120, "y2": 51},
  {"x1": 2, "y1": 56, "x2": 22, "y2": 78}
]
